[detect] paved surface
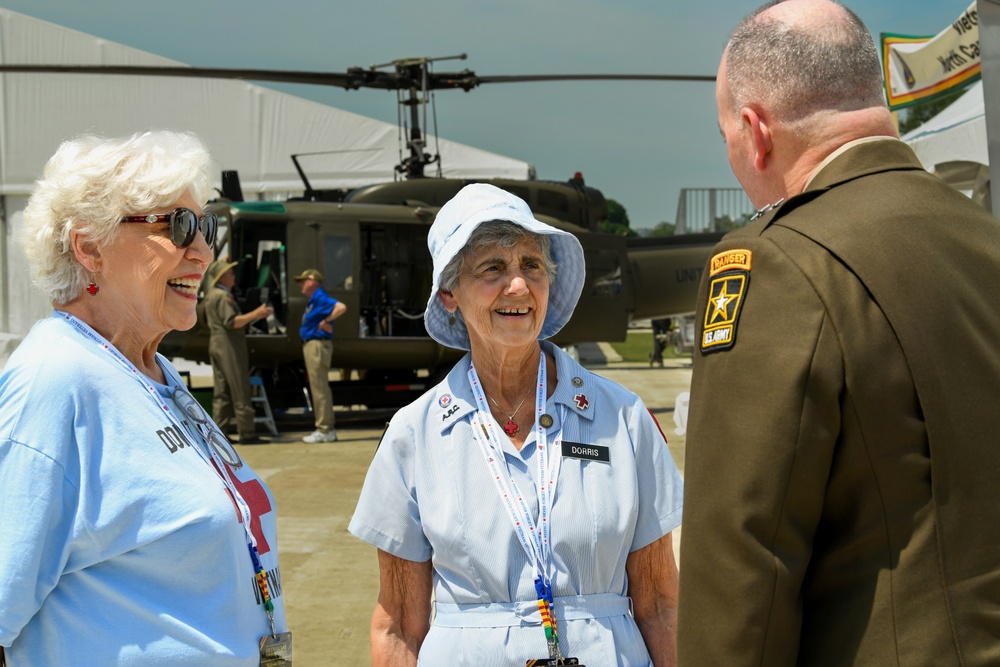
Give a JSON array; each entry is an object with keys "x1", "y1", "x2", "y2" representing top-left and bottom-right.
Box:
[{"x1": 228, "y1": 358, "x2": 693, "y2": 666}]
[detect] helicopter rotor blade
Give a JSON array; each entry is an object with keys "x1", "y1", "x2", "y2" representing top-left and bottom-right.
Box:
[
  {"x1": 0, "y1": 64, "x2": 364, "y2": 89},
  {"x1": 472, "y1": 73, "x2": 716, "y2": 84},
  {"x1": 0, "y1": 64, "x2": 715, "y2": 91}
]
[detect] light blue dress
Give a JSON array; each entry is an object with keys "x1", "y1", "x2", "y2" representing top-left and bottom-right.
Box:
[{"x1": 349, "y1": 341, "x2": 683, "y2": 666}]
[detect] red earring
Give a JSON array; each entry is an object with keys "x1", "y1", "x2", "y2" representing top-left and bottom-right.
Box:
[{"x1": 86, "y1": 273, "x2": 99, "y2": 296}]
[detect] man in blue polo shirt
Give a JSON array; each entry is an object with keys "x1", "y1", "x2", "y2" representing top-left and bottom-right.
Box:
[{"x1": 294, "y1": 268, "x2": 347, "y2": 443}]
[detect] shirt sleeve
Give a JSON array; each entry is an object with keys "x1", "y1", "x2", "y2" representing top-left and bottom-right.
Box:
[
  {"x1": 629, "y1": 397, "x2": 684, "y2": 552},
  {"x1": 323, "y1": 293, "x2": 340, "y2": 317},
  {"x1": 207, "y1": 291, "x2": 237, "y2": 329},
  {"x1": 0, "y1": 439, "x2": 78, "y2": 646},
  {"x1": 348, "y1": 411, "x2": 432, "y2": 562},
  {"x1": 677, "y1": 236, "x2": 843, "y2": 666}
]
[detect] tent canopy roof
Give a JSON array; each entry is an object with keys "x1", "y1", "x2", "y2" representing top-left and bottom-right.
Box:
[{"x1": 900, "y1": 80, "x2": 987, "y2": 174}]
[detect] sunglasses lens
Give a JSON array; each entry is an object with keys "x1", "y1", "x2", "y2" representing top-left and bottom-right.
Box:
[
  {"x1": 200, "y1": 212, "x2": 218, "y2": 246},
  {"x1": 170, "y1": 209, "x2": 198, "y2": 248}
]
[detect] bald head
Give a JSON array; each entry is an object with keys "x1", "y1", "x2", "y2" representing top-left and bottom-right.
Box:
[{"x1": 723, "y1": 0, "x2": 888, "y2": 125}]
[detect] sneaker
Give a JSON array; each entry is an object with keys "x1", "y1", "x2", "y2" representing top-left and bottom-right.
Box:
[{"x1": 302, "y1": 429, "x2": 338, "y2": 443}]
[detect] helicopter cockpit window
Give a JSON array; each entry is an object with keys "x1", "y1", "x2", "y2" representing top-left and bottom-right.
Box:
[{"x1": 323, "y1": 236, "x2": 353, "y2": 290}]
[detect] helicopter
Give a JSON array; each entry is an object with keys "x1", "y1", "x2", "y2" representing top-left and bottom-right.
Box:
[{"x1": 0, "y1": 55, "x2": 727, "y2": 410}]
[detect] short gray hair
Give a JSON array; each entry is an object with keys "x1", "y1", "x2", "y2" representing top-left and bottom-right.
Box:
[
  {"x1": 20, "y1": 130, "x2": 213, "y2": 304},
  {"x1": 438, "y1": 220, "x2": 556, "y2": 293},
  {"x1": 725, "y1": 0, "x2": 886, "y2": 125}
]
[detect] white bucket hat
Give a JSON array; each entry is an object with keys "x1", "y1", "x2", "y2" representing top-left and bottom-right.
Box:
[{"x1": 424, "y1": 183, "x2": 586, "y2": 350}]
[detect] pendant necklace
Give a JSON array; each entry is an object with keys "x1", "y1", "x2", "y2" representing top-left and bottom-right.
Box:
[{"x1": 489, "y1": 390, "x2": 531, "y2": 436}]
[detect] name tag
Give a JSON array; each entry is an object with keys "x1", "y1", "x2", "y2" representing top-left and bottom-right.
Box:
[{"x1": 562, "y1": 442, "x2": 610, "y2": 463}]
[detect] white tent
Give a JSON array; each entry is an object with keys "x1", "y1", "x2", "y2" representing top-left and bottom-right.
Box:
[
  {"x1": 0, "y1": 8, "x2": 533, "y2": 364},
  {"x1": 900, "y1": 80, "x2": 990, "y2": 199}
]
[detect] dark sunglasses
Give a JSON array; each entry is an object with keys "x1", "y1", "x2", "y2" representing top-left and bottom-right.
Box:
[{"x1": 120, "y1": 208, "x2": 218, "y2": 248}]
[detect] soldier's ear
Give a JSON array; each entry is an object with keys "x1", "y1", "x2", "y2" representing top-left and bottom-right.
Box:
[{"x1": 741, "y1": 106, "x2": 772, "y2": 172}]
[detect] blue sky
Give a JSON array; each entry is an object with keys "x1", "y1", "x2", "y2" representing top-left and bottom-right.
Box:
[{"x1": 0, "y1": 0, "x2": 968, "y2": 227}]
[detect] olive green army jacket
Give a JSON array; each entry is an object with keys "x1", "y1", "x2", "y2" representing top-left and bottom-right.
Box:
[{"x1": 677, "y1": 140, "x2": 1000, "y2": 666}]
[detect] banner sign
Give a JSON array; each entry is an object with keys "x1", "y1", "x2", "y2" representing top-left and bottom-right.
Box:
[{"x1": 882, "y1": 2, "x2": 980, "y2": 111}]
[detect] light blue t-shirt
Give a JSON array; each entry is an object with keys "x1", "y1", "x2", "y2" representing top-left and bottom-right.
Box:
[
  {"x1": 0, "y1": 314, "x2": 286, "y2": 666},
  {"x1": 349, "y1": 341, "x2": 683, "y2": 666}
]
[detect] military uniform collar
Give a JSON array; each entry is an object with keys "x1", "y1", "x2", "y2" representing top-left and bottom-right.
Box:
[
  {"x1": 805, "y1": 137, "x2": 924, "y2": 192},
  {"x1": 751, "y1": 138, "x2": 925, "y2": 228},
  {"x1": 803, "y1": 136, "x2": 898, "y2": 190}
]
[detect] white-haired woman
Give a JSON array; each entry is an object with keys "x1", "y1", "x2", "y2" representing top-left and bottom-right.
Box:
[
  {"x1": 0, "y1": 131, "x2": 289, "y2": 666},
  {"x1": 350, "y1": 184, "x2": 683, "y2": 666}
]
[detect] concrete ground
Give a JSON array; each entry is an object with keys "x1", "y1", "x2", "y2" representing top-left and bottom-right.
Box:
[{"x1": 227, "y1": 357, "x2": 693, "y2": 666}]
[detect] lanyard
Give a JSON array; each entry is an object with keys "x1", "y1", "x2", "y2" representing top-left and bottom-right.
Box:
[
  {"x1": 55, "y1": 311, "x2": 277, "y2": 633},
  {"x1": 468, "y1": 352, "x2": 566, "y2": 659}
]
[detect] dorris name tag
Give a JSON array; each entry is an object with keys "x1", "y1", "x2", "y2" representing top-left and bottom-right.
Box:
[{"x1": 561, "y1": 442, "x2": 610, "y2": 463}]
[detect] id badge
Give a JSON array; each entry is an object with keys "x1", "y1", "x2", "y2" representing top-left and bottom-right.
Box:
[
  {"x1": 526, "y1": 659, "x2": 582, "y2": 666},
  {"x1": 259, "y1": 631, "x2": 293, "y2": 666}
]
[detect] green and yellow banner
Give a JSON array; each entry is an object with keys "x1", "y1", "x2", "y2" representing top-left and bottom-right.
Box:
[{"x1": 882, "y1": 2, "x2": 980, "y2": 111}]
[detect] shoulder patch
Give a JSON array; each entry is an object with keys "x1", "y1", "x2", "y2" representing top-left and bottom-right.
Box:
[{"x1": 701, "y1": 248, "x2": 752, "y2": 354}]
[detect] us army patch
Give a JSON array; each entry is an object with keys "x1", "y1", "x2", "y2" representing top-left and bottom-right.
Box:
[{"x1": 701, "y1": 249, "x2": 752, "y2": 354}]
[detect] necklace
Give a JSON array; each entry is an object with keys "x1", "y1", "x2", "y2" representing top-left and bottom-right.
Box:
[{"x1": 489, "y1": 390, "x2": 531, "y2": 436}]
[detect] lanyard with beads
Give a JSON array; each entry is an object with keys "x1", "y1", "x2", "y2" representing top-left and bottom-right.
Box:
[
  {"x1": 56, "y1": 310, "x2": 278, "y2": 635},
  {"x1": 468, "y1": 352, "x2": 566, "y2": 661}
]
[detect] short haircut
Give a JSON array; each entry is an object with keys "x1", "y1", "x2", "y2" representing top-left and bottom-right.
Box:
[
  {"x1": 438, "y1": 220, "x2": 556, "y2": 293},
  {"x1": 20, "y1": 130, "x2": 213, "y2": 304},
  {"x1": 725, "y1": 0, "x2": 886, "y2": 125}
]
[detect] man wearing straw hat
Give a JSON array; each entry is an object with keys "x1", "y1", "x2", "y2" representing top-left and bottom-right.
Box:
[{"x1": 203, "y1": 259, "x2": 273, "y2": 444}]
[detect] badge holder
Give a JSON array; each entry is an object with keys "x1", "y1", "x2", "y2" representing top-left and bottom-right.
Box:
[
  {"x1": 526, "y1": 659, "x2": 582, "y2": 666},
  {"x1": 259, "y1": 631, "x2": 293, "y2": 666}
]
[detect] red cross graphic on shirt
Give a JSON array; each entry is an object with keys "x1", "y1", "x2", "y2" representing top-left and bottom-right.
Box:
[
  {"x1": 574, "y1": 393, "x2": 590, "y2": 410},
  {"x1": 221, "y1": 466, "x2": 274, "y2": 555}
]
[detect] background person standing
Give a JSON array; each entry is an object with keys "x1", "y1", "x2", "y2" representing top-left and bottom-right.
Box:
[
  {"x1": 649, "y1": 317, "x2": 671, "y2": 368},
  {"x1": 294, "y1": 268, "x2": 346, "y2": 443},
  {"x1": 203, "y1": 259, "x2": 272, "y2": 444}
]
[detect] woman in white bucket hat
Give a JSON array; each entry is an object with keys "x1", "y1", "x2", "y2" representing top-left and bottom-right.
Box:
[{"x1": 350, "y1": 184, "x2": 683, "y2": 666}]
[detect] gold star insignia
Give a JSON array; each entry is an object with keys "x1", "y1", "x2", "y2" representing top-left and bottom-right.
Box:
[{"x1": 709, "y1": 282, "x2": 736, "y2": 323}]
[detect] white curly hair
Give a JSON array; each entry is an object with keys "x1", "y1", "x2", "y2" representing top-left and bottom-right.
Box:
[{"x1": 20, "y1": 130, "x2": 213, "y2": 304}]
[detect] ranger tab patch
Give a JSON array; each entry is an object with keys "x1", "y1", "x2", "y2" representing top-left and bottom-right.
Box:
[{"x1": 701, "y1": 249, "x2": 752, "y2": 354}]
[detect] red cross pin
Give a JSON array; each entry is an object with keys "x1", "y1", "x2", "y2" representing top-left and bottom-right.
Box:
[{"x1": 574, "y1": 393, "x2": 589, "y2": 410}]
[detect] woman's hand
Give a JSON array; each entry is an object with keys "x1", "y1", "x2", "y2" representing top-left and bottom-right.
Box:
[
  {"x1": 370, "y1": 549, "x2": 432, "y2": 667},
  {"x1": 626, "y1": 532, "x2": 679, "y2": 667}
]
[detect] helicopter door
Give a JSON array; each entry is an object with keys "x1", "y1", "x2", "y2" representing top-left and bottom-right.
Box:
[{"x1": 557, "y1": 238, "x2": 631, "y2": 343}]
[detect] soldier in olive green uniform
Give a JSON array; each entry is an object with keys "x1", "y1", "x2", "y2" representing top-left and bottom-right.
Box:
[
  {"x1": 677, "y1": 2, "x2": 1000, "y2": 666},
  {"x1": 202, "y1": 260, "x2": 272, "y2": 444}
]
